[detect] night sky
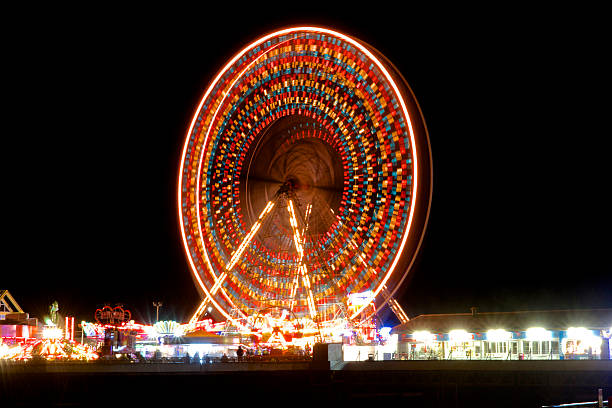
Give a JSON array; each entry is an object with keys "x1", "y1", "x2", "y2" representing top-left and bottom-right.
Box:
[{"x1": 4, "y1": 6, "x2": 609, "y2": 327}]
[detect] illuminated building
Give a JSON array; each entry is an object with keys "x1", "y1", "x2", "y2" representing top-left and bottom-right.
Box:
[
  {"x1": 0, "y1": 290, "x2": 38, "y2": 339},
  {"x1": 82, "y1": 319, "x2": 146, "y2": 357},
  {"x1": 158, "y1": 328, "x2": 241, "y2": 361},
  {"x1": 0, "y1": 293, "x2": 98, "y2": 361},
  {"x1": 392, "y1": 308, "x2": 612, "y2": 360}
]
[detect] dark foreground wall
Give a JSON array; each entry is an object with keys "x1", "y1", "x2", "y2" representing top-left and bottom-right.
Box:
[{"x1": 1, "y1": 360, "x2": 610, "y2": 407}]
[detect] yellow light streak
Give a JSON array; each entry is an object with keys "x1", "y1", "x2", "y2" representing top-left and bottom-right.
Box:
[
  {"x1": 210, "y1": 272, "x2": 227, "y2": 294},
  {"x1": 300, "y1": 264, "x2": 317, "y2": 319},
  {"x1": 189, "y1": 300, "x2": 209, "y2": 325},
  {"x1": 287, "y1": 199, "x2": 305, "y2": 262},
  {"x1": 285, "y1": 200, "x2": 317, "y2": 318},
  {"x1": 301, "y1": 203, "x2": 312, "y2": 237},
  {"x1": 189, "y1": 201, "x2": 274, "y2": 324},
  {"x1": 307, "y1": 290, "x2": 317, "y2": 319},
  {"x1": 289, "y1": 274, "x2": 300, "y2": 311},
  {"x1": 226, "y1": 201, "x2": 273, "y2": 271}
]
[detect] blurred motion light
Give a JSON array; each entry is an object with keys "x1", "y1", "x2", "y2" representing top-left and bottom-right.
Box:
[
  {"x1": 42, "y1": 327, "x2": 63, "y2": 339},
  {"x1": 179, "y1": 27, "x2": 432, "y2": 325}
]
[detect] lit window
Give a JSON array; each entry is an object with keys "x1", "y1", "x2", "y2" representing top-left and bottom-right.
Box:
[
  {"x1": 449, "y1": 329, "x2": 471, "y2": 342},
  {"x1": 413, "y1": 330, "x2": 435, "y2": 343},
  {"x1": 487, "y1": 329, "x2": 511, "y2": 342},
  {"x1": 525, "y1": 327, "x2": 552, "y2": 341}
]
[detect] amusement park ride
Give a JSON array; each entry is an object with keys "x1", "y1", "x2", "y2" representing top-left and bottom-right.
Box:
[
  {"x1": 178, "y1": 26, "x2": 432, "y2": 349},
  {"x1": 1, "y1": 27, "x2": 431, "y2": 361},
  {"x1": 0, "y1": 26, "x2": 433, "y2": 362}
]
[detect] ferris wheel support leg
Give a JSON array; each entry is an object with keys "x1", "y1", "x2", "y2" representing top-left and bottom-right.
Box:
[
  {"x1": 288, "y1": 274, "x2": 300, "y2": 312},
  {"x1": 346, "y1": 236, "x2": 412, "y2": 325},
  {"x1": 287, "y1": 198, "x2": 319, "y2": 320},
  {"x1": 189, "y1": 299, "x2": 209, "y2": 325},
  {"x1": 379, "y1": 285, "x2": 410, "y2": 324},
  {"x1": 300, "y1": 264, "x2": 317, "y2": 319},
  {"x1": 226, "y1": 200, "x2": 275, "y2": 271},
  {"x1": 189, "y1": 200, "x2": 275, "y2": 325},
  {"x1": 388, "y1": 297, "x2": 410, "y2": 324}
]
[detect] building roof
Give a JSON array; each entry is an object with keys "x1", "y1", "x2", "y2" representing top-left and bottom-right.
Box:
[
  {"x1": 184, "y1": 329, "x2": 225, "y2": 338},
  {"x1": 175, "y1": 329, "x2": 237, "y2": 345},
  {"x1": 392, "y1": 308, "x2": 612, "y2": 334}
]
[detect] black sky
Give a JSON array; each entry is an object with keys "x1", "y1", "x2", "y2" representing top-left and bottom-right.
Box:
[{"x1": 3, "y1": 6, "x2": 610, "y2": 326}]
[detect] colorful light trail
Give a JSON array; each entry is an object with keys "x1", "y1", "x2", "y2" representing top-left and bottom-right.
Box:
[{"x1": 178, "y1": 27, "x2": 431, "y2": 331}]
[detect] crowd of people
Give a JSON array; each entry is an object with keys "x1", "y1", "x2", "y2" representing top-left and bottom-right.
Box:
[{"x1": 188, "y1": 344, "x2": 312, "y2": 363}]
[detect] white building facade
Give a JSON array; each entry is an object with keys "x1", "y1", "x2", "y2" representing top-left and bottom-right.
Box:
[{"x1": 392, "y1": 308, "x2": 612, "y2": 360}]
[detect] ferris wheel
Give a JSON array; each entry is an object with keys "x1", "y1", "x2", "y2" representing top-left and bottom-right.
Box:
[{"x1": 178, "y1": 27, "x2": 431, "y2": 328}]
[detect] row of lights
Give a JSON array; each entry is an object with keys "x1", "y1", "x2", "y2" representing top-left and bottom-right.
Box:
[{"x1": 413, "y1": 327, "x2": 609, "y2": 343}]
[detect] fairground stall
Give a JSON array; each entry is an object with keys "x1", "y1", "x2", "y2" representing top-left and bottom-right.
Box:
[{"x1": 392, "y1": 308, "x2": 612, "y2": 360}]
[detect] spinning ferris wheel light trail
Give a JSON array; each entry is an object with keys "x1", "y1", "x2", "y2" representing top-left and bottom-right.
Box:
[
  {"x1": 179, "y1": 26, "x2": 432, "y2": 337},
  {"x1": 226, "y1": 200, "x2": 275, "y2": 272},
  {"x1": 190, "y1": 200, "x2": 275, "y2": 325},
  {"x1": 285, "y1": 196, "x2": 318, "y2": 319}
]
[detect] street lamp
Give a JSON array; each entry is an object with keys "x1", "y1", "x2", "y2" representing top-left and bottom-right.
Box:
[{"x1": 152, "y1": 301, "x2": 163, "y2": 322}]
